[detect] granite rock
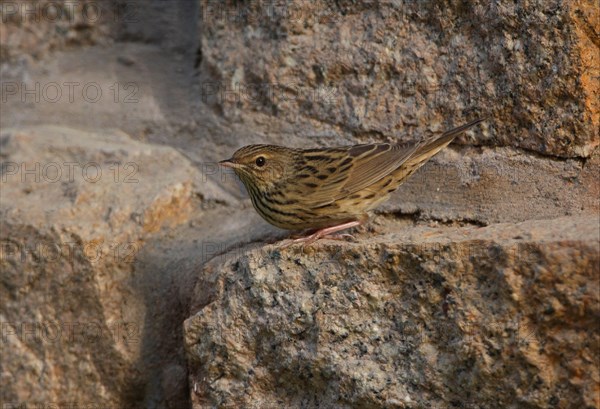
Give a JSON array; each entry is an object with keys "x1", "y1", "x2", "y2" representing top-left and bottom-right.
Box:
[
  {"x1": 184, "y1": 216, "x2": 600, "y2": 409},
  {"x1": 1, "y1": 0, "x2": 599, "y2": 407},
  {"x1": 198, "y1": 0, "x2": 599, "y2": 158},
  {"x1": 0, "y1": 126, "x2": 203, "y2": 407}
]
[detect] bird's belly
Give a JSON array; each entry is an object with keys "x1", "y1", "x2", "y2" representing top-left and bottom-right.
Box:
[
  {"x1": 249, "y1": 197, "x2": 362, "y2": 231},
  {"x1": 250, "y1": 180, "x2": 395, "y2": 231},
  {"x1": 258, "y1": 205, "x2": 360, "y2": 230}
]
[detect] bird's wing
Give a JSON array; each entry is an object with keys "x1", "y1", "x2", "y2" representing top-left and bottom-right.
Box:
[
  {"x1": 335, "y1": 143, "x2": 419, "y2": 197},
  {"x1": 301, "y1": 143, "x2": 419, "y2": 207},
  {"x1": 301, "y1": 118, "x2": 486, "y2": 207}
]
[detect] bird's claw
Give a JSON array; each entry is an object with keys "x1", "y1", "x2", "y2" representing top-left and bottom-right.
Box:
[
  {"x1": 277, "y1": 231, "x2": 357, "y2": 249},
  {"x1": 275, "y1": 220, "x2": 363, "y2": 249}
]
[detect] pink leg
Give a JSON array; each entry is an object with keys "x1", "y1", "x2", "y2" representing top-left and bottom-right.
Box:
[{"x1": 279, "y1": 220, "x2": 362, "y2": 248}]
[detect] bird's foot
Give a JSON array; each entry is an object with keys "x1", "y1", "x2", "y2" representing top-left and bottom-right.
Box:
[{"x1": 278, "y1": 220, "x2": 362, "y2": 249}]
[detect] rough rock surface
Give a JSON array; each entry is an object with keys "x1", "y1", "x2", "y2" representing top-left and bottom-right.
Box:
[
  {"x1": 0, "y1": 126, "x2": 203, "y2": 407},
  {"x1": 381, "y1": 145, "x2": 600, "y2": 224},
  {"x1": 184, "y1": 216, "x2": 600, "y2": 409},
  {"x1": 1, "y1": 0, "x2": 599, "y2": 407},
  {"x1": 198, "y1": 0, "x2": 598, "y2": 158}
]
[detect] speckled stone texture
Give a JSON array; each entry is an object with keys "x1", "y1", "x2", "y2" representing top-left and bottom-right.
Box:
[
  {"x1": 0, "y1": 127, "x2": 199, "y2": 408},
  {"x1": 184, "y1": 216, "x2": 599, "y2": 409},
  {"x1": 198, "y1": 0, "x2": 598, "y2": 158},
  {"x1": 184, "y1": 3, "x2": 600, "y2": 404},
  {"x1": 1, "y1": 0, "x2": 599, "y2": 407}
]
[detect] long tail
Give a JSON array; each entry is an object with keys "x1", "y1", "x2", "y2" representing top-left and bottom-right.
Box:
[
  {"x1": 412, "y1": 117, "x2": 486, "y2": 163},
  {"x1": 392, "y1": 117, "x2": 486, "y2": 182}
]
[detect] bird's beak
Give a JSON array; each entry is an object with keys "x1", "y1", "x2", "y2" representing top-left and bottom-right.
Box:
[{"x1": 219, "y1": 159, "x2": 240, "y2": 169}]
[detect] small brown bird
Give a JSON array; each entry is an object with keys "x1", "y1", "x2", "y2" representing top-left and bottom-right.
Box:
[{"x1": 220, "y1": 118, "x2": 485, "y2": 245}]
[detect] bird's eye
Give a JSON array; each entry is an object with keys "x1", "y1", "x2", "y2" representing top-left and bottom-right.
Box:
[{"x1": 255, "y1": 156, "x2": 266, "y2": 167}]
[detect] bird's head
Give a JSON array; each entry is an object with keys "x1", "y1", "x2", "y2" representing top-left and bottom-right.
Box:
[{"x1": 219, "y1": 144, "x2": 295, "y2": 190}]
